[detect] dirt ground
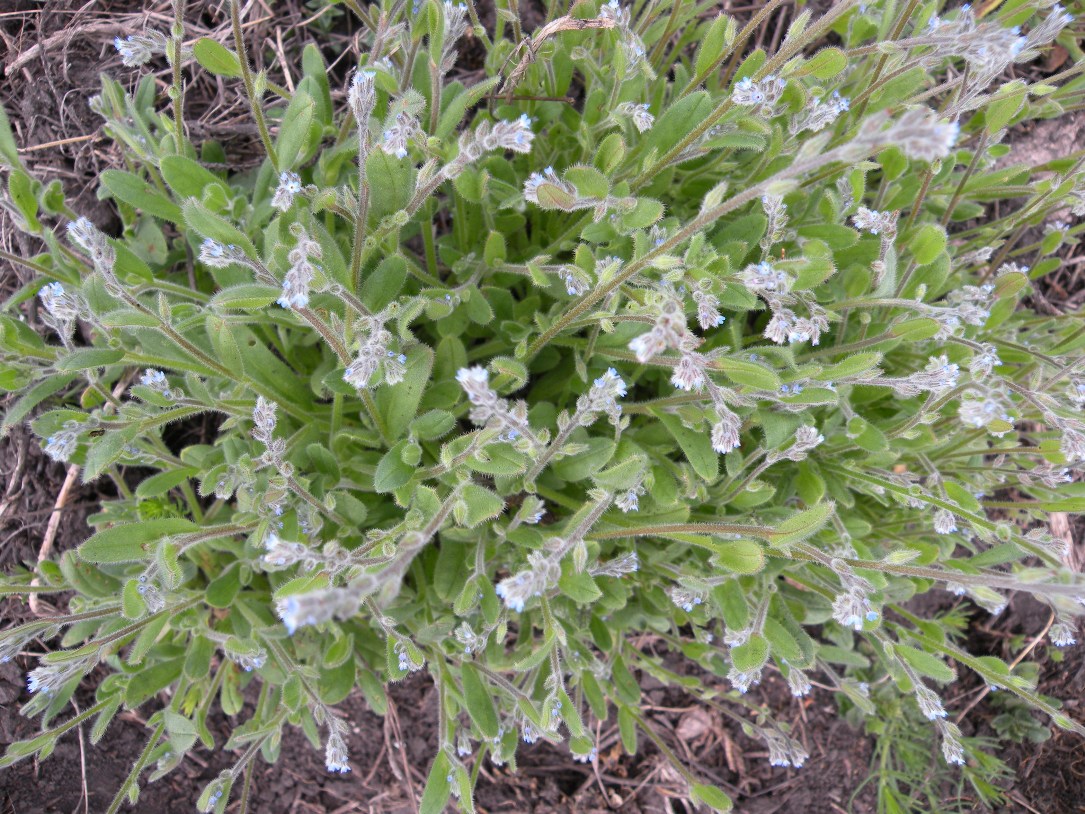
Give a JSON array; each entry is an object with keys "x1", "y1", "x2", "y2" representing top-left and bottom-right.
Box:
[{"x1": 0, "y1": 1, "x2": 1083, "y2": 813}]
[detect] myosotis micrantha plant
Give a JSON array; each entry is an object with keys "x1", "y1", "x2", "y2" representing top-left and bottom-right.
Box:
[{"x1": 1, "y1": 0, "x2": 1085, "y2": 811}]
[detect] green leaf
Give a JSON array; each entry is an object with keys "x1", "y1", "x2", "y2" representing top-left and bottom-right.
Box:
[
  {"x1": 0, "y1": 100, "x2": 22, "y2": 170},
  {"x1": 374, "y1": 440, "x2": 415, "y2": 493},
  {"x1": 460, "y1": 663, "x2": 499, "y2": 738},
  {"x1": 552, "y1": 436, "x2": 614, "y2": 481},
  {"x1": 210, "y1": 284, "x2": 281, "y2": 311},
  {"x1": 206, "y1": 565, "x2": 241, "y2": 608},
  {"x1": 712, "y1": 539, "x2": 765, "y2": 574},
  {"x1": 511, "y1": 632, "x2": 556, "y2": 672},
  {"x1": 564, "y1": 165, "x2": 609, "y2": 199},
  {"x1": 646, "y1": 91, "x2": 713, "y2": 161},
  {"x1": 763, "y1": 617, "x2": 803, "y2": 662},
  {"x1": 595, "y1": 133, "x2": 626, "y2": 174},
  {"x1": 731, "y1": 633, "x2": 769, "y2": 672},
  {"x1": 79, "y1": 519, "x2": 197, "y2": 563},
  {"x1": 276, "y1": 91, "x2": 315, "y2": 171},
  {"x1": 622, "y1": 198, "x2": 664, "y2": 230},
  {"x1": 83, "y1": 427, "x2": 139, "y2": 483},
  {"x1": 318, "y1": 657, "x2": 356, "y2": 704},
  {"x1": 457, "y1": 484, "x2": 504, "y2": 528},
  {"x1": 618, "y1": 706, "x2": 637, "y2": 755},
  {"x1": 373, "y1": 344, "x2": 434, "y2": 441},
  {"x1": 125, "y1": 658, "x2": 184, "y2": 708},
  {"x1": 691, "y1": 784, "x2": 734, "y2": 812},
  {"x1": 101, "y1": 170, "x2": 182, "y2": 223},
  {"x1": 306, "y1": 443, "x2": 341, "y2": 481},
  {"x1": 765, "y1": 502, "x2": 835, "y2": 547},
  {"x1": 183, "y1": 199, "x2": 257, "y2": 259},
  {"x1": 466, "y1": 443, "x2": 527, "y2": 476},
  {"x1": 184, "y1": 636, "x2": 214, "y2": 680},
  {"x1": 909, "y1": 224, "x2": 946, "y2": 265},
  {"x1": 693, "y1": 15, "x2": 735, "y2": 81},
  {"x1": 437, "y1": 76, "x2": 501, "y2": 139},
  {"x1": 322, "y1": 632, "x2": 354, "y2": 669},
  {"x1": 160, "y1": 155, "x2": 225, "y2": 200},
  {"x1": 592, "y1": 456, "x2": 646, "y2": 491},
  {"x1": 890, "y1": 317, "x2": 940, "y2": 341},
  {"x1": 870, "y1": 66, "x2": 927, "y2": 110},
  {"x1": 558, "y1": 569, "x2": 602, "y2": 604},
  {"x1": 818, "y1": 352, "x2": 882, "y2": 380},
  {"x1": 205, "y1": 316, "x2": 245, "y2": 374},
  {"x1": 795, "y1": 47, "x2": 847, "y2": 79},
  {"x1": 895, "y1": 644, "x2": 956, "y2": 683},
  {"x1": 134, "y1": 468, "x2": 197, "y2": 499},
  {"x1": 483, "y1": 232, "x2": 506, "y2": 267},
  {"x1": 656, "y1": 412, "x2": 718, "y2": 481},
  {"x1": 8, "y1": 169, "x2": 40, "y2": 231},
  {"x1": 193, "y1": 38, "x2": 242, "y2": 77},
  {"x1": 715, "y1": 357, "x2": 781, "y2": 390},
  {"x1": 122, "y1": 579, "x2": 146, "y2": 620},
  {"x1": 56, "y1": 348, "x2": 126, "y2": 371},
  {"x1": 1, "y1": 373, "x2": 77, "y2": 436},
  {"x1": 557, "y1": 686, "x2": 585, "y2": 738},
  {"x1": 366, "y1": 149, "x2": 415, "y2": 222},
  {"x1": 611, "y1": 656, "x2": 641, "y2": 704},
  {"x1": 418, "y1": 751, "x2": 453, "y2": 814},
  {"x1": 985, "y1": 82, "x2": 1026, "y2": 131},
  {"x1": 410, "y1": 410, "x2": 455, "y2": 441},
  {"x1": 361, "y1": 255, "x2": 407, "y2": 312}
]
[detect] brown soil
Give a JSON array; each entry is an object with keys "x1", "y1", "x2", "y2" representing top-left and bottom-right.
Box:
[{"x1": 0, "y1": 2, "x2": 1082, "y2": 813}]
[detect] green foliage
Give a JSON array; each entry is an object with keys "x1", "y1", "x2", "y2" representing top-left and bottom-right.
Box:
[{"x1": 2, "y1": 0, "x2": 1085, "y2": 811}]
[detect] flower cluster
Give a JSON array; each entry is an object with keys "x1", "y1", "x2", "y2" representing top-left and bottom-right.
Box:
[
  {"x1": 591, "y1": 551, "x2": 639, "y2": 577},
  {"x1": 958, "y1": 388, "x2": 1013, "y2": 434},
  {"x1": 44, "y1": 420, "x2": 82, "y2": 463},
  {"x1": 114, "y1": 31, "x2": 169, "y2": 66},
  {"x1": 629, "y1": 288, "x2": 694, "y2": 363},
  {"x1": 969, "y1": 343, "x2": 1000, "y2": 380},
  {"x1": 669, "y1": 586, "x2": 707, "y2": 613},
  {"x1": 276, "y1": 586, "x2": 364, "y2": 635},
  {"x1": 348, "y1": 70, "x2": 377, "y2": 127},
  {"x1": 524, "y1": 166, "x2": 576, "y2": 206},
  {"x1": 434, "y1": 115, "x2": 536, "y2": 186},
  {"x1": 67, "y1": 217, "x2": 117, "y2": 284},
  {"x1": 576, "y1": 367, "x2": 626, "y2": 426},
  {"x1": 278, "y1": 227, "x2": 323, "y2": 310},
  {"x1": 731, "y1": 75, "x2": 786, "y2": 116},
  {"x1": 439, "y1": 1, "x2": 470, "y2": 74},
  {"x1": 271, "y1": 171, "x2": 303, "y2": 212},
  {"x1": 381, "y1": 112, "x2": 420, "y2": 159},
  {"x1": 615, "y1": 102, "x2": 654, "y2": 133},
  {"x1": 456, "y1": 366, "x2": 539, "y2": 446},
  {"x1": 344, "y1": 314, "x2": 406, "y2": 390},
  {"x1": 692, "y1": 280, "x2": 725, "y2": 331},
  {"x1": 790, "y1": 90, "x2": 850, "y2": 135},
  {"x1": 886, "y1": 355, "x2": 961, "y2": 398},
  {"x1": 598, "y1": 0, "x2": 648, "y2": 75},
  {"x1": 761, "y1": 194, "x2": 789, "y2": 252},
  {"x1": 323, "y1": 718, "x2": 352, "y2": 773},
  {"x1": 496, "y1": 551, "x2": 561, "y2": 612},
  {"x1": 914, "y1": 684, "x2": 947, "y2": 721},
  {"x1": 556, "y1": 264, "x2": 591, "y2": 296},
  {"x1": 198, "y1": 239, "x2": 248, "y2": 269},
  {"x1": 830, "y1": 561, "x2": 879, "y2": 631},
  {"x1": 38, "y1": 281, "x2": 80, "y2": 343},
  {"x1": 760, "y1": 726, "x2": 809, "y2": 768},
  {"x1": 851, "y1": 207, "x2": 898, "y2": 237},
  {"x1": 26, "y1": 655, "x2": 94, "y2": 697}
]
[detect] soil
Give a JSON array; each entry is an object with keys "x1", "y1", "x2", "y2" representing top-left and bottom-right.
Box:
[{"x1": 0, "y1": 2, "x2": 1082, "y2": 813}]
